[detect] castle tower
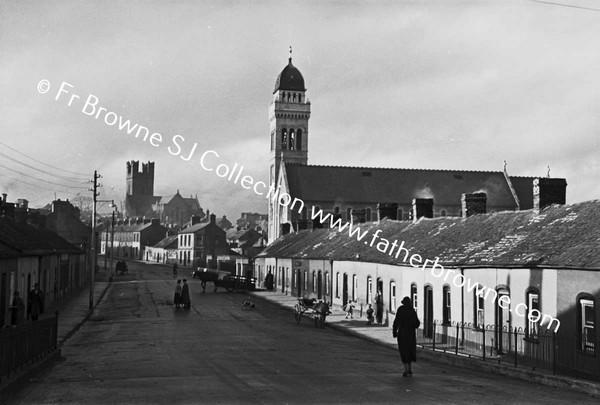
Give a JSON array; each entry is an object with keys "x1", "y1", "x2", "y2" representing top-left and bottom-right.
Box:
[
  {"x1": 268, "y1": 50, "x2": 311, "y2": 243},
  {"x1": 125, "y1": 160, "x2": 155, "y2": 217},
  {"x1": 126, "y1": 160, "x2": 155, "y2": 198}
]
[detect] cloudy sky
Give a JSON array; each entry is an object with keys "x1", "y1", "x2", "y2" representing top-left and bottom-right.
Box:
[{"x1": 2, "y1": 0, "x2": 600, "y2": 219}]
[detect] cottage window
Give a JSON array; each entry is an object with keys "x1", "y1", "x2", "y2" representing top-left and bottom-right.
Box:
[
  {"x1": 325, "y1": 272, "x2": 330, "y2": 295},
  {"x1": 579, "y1": 297, "x2": 596, "y2": 353},
  {"x1": 474, "y1": 285, "x2": 484, "y2": 328},
  {"x1": 527, "y1": 291, "x2": 540, "y2": 339},
  {"x1": 390, "y1": 281, "x2": 396, "y2": 312},
  {"x1": 336, "y1": 272, "x2": 340, "y2": 298},
  {"x1": 304, "y1": 271, "x2": 308, "y2": 290},
  {"x1": 367, "y1": 277, "x2": 373, "y2": 304},
  {"x1": 411, "y1": 283, "x2": 418, "y2": 312},
  {"x1": 312, "y1": 271, "x2": 316, "y2": 293},
  {"x1": 352, "y1": 275, "x2": 357, "y2": 301}
]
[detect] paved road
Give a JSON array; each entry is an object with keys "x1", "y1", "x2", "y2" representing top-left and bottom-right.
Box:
[{"x1": 9, "y1": 262, "x2": 599, "y2": 404}]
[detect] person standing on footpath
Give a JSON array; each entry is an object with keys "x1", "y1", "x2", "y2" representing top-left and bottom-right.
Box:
[
  {"x1": 375, "y1": 290, "x2": 384, "y2": 324},
  {"x1": 9, "y1": 291, "x2": 25, "y2": 326},
  {"x1": 174, "y1": 280, "x2": 182, "y2": 309},
  {"x1": 28, "y1": 283, "x2": 45, "y2": 321},
  {"x1": 392, "y1": 296, "x2": 421, "y2": 377},
  {"x1": 181, "y1": 279, "x2": 191, "y2": 310}
]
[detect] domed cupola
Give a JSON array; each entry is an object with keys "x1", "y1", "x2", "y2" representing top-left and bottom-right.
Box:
[{"x1": 273, "y1": 53, "x2": 306, "y2": 94}]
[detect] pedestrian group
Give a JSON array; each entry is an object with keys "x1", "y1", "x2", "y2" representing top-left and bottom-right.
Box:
[{"x1": 173, "y1": 279, "x2": 191, "y2": 310}]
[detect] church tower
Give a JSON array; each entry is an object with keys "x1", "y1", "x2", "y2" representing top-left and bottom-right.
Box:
[
  {"x1": 269, "y1": 48, "x2": 311, "y2": 186},
  {"x1": 268, "y1": 49, "x2": 311, "y2": 243}
]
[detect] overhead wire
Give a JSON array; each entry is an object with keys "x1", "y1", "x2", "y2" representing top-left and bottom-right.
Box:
[
  {"x1": 0, "y1": 163, "x2": 89, "y2": 190},
  {"x1": 0, "y1": 151, "x2": 88, "y2": 184},
  {"x1": 0, "y1": 140, "x2": 89, "y2": 178}
]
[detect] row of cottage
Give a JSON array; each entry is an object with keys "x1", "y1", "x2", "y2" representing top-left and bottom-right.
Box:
[
  {"x1": 0, "y1": 196, "x2": 89, "y2": 327},
  {"x1": 252, "y1": 179, "x2": 599, "y2": 351}
]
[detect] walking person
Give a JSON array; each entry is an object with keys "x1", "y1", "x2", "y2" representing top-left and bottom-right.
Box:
[
  {"x1": 174, "y1": 279, "x2": 182, "y2": 309},
  {"x1": 172, "y1": 262, "x2": 178, "y2": 277},
  {"x1": 344, "y1": 300, "x2": 355, "y2": 319},
  {"x1": 181, "y1": 279, "x2": 191, "y2": 310},
  {"x1": 366, "y1": 303, "x2": 375, "y2": 325},
  {"x1": 27, "y1": 283, "x2": 45, "y2": 321},
  {"x1": 392, "y1": 296, "x2": 421, "y2": 377},
  {"x1": 9, "y1": 291, "x2": 25, "y2": 326}
]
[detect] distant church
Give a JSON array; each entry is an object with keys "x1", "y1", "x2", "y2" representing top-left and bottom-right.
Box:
[
  {"x1": 268, "y1": 51, "x2": 565, "y2": 244},
  {"x1": 124, "y1": 160, "x2": 204, "y2": 225}
]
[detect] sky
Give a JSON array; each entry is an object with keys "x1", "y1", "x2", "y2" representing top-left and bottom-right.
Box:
[{"x1": 2, "y1": 0, "x2": 600, "y2": 220}]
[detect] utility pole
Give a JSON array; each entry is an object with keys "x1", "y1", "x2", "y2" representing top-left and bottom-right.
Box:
[
  {"x1": 110, "y1": 205, "x2": 115, "y2": 278},
  {"x1": 89, "y1": 170, "x2": 101, "y2": 310}
]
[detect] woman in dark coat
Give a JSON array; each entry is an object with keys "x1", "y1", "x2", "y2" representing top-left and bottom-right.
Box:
[
  {"x1": 392, "y1": 296, "x2": 421, "y2": 377},
  {"x1": 181, "y1": 279, "x2": 191, "y2": 310}
]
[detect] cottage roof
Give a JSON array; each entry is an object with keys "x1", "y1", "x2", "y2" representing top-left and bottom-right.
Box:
[
  {"x1": 153, "y1": 234, "x2": 178, "y2": 249},
  {"x1": 259, "y1": 200, "x2": 600, "y2": 270},
  {"x1": 284, "y1": 164, "x2": 535, "y2": 210},
  {"x1": 0, "y1": 217, "x2": 83, "y2": 256}
]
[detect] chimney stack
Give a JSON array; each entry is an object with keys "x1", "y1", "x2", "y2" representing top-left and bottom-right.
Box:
[
  {"x1": 210, "y1": 214, "x2": 216, "y2": 224},
  {"x1": 461, "y1": 192, "x2": 487, "y2": 218},
  {"x1": 191, "y1": 215, "x2": 201, "y2": 225},
  {"x1": 280, "y1": 223, "x2": 291, "y2": 236},
  {"x1": 412, "y1": 198, "x2": 434, "y2": 223},
  {"x1": 1, "y1": 193, "x2": 6, "y2": 202},
  {"x1": 533, "y1": 178, "x2": 567, "y2": 213},
  {"x1": 377, "y1": 203, "x2": 398, "y2": 221}
]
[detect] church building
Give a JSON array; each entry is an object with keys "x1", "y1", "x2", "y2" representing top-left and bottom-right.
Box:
[
  {"x1": 267, "y1": 52, "x2": 563, "y2": 244},
  {"x1": 124, "y1": 160, "x2": 204, "y2": 226}
]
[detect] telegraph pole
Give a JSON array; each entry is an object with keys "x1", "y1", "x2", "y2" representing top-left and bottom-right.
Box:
[{"x1": 89, "y1": 170, "x2": 101, "y2": 310}]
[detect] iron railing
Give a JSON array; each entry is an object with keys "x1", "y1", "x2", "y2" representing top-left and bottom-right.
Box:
[
  {"x1": 0, "y1": 313, "x2": 58, "y2": 382},
  {"x1": 416, "y1": 320, "x2": 599, "y2": 382}
]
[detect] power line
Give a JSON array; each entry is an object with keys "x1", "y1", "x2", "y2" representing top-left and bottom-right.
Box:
[
  {"x1": 526, "y1": 0, "x2": 600, "y2": 12},
  {"x1": 0, "y1": 163, "x2": 89, "y2": 190},
  {"x1": 0, "y1": 140, "x2": 89, "y2": 177},
  {"x1": 0, "y1": 151, "x2": 88, "y2": 184}
]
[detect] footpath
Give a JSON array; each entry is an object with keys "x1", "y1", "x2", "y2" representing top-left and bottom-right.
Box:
[
  {"x1": 2, "y1": 269, "x2": 599, "y2": 399},
  {"x1": 0, "y1": 269, "x2": 112, "y2": 400},
  {"x1": 248, "y1": 290, "x2": 600, "y2": 397}
]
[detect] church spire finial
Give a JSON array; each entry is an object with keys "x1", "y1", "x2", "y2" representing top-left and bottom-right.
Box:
[{"x1": 289, "y1": 45, "x2": 292, "y2": 63}]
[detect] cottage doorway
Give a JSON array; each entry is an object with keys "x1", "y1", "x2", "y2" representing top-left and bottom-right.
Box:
[
  {"x1": 342, "y1": 273, "x2": 349, "y2": 306},
  {"x1": 495, "y1": 288, "x2": 511, "y2": 354},
  {"x1": 424, "y1": 285, "x2": 434, "y2": 338},
  {"x1": 317, "y1": 271, "x2": 323, "y2": 299}
]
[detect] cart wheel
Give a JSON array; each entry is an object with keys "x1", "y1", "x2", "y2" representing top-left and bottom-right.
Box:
[{"x1": 294, "y1": 304, "x2": 302, "y2": 324}]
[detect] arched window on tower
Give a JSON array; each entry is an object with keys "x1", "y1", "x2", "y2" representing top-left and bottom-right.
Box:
[
  {"x1": 289, "y1": 129, "x2": 296, "y2": 151},
  {"x1": 296, "y1": 129, "x2": 302, "y2": 150},
  {"x1": 281, "y1": 128, "x2": 288, "y2": 150}
]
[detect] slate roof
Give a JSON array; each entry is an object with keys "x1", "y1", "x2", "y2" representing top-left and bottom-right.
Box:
[
  {"x1": 113, "y1": 222, "x2": 158, "y2": 233},
  {"x1": 0, "y1": 217, "x2": 83, "y2": 257},
  {"x1": 153, "y1": 235, "x2": 178, "y2": 249},
  {"x1": 179, "y1": 222, "x2": 215, "y2": 234},
  {"x1": 258, "y1": 200, "x2": 600, "y2": 270},
  {"x1": 284, "y1": 164, "x2": 536, "y2": 210}
]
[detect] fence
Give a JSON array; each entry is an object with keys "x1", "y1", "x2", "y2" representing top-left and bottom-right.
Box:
[
  {"x1": 416, "y1": 320, "x2": 600, "y2": 382},
  {"x1": 0, "y1": 313, "x2": 58, "y2": 382}
]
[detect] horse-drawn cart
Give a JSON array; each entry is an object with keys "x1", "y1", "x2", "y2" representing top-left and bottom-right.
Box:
[
  {"x1": 192, "y1": 269, "x2": 256, "y2": 293},
  {"x1": 294, "y1": 298, "x2": 330, "y2": 328}
]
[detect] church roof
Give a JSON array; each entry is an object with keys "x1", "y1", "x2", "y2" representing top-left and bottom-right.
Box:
[
  {"x1": 274, "y1": 58, "x2": 306, "y2": 94},
  {"x1": 259, "y1": 200, "x2": 600, "y2": 270},
  {"x1": 284, "y1": 164, "x2": 535, "y2": 210}
]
